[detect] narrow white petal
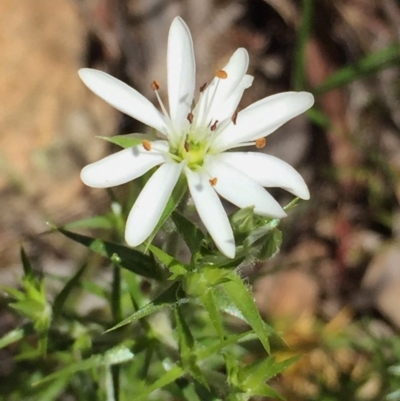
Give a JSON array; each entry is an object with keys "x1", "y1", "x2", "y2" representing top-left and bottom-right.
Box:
[
  {"x1": 212, "y1": 92, "x2": 314, "y2": 151},
  {"x1": 81, "y1": 141, "x2": 169, "y2": 188},
  {"x1": 185, "y1": 168, "x2": 235, "y2": 258},
  {"x1": 79, "y1": 69, "x2": 168, "y2": 134},
  {"x1": 195, "y1": 48, "x2": 249, "y2": 125},
  {"x1": 205, "y1": 156, "x2": 287, "y2": 218},
  {"x1": 168, "y1": 17, "x2": 196, "y2": 131},
  {"x1": 213, "y1": 75, "x2": 254, "y2": 123},
  {"x1": 125, "y1": 162, "x2": 184, "y2": 246},
  {"x1": 215, "y1": 152, "x2": 310, "y2": 199}
]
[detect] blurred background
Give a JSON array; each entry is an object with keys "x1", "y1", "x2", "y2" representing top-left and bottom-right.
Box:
[{"x1": 2, "y1": 0, "x2": 400, "y2": 399}]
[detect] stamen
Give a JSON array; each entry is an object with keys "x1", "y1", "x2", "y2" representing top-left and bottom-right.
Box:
[
  {"x1": 255, "y1": 138, "x2": 266, "y2": 148},
  {"x1": 184, "y1": 140, "x2": 190, "y2": 152},
  {"x1": 142, "y1": 140, "x2": 152, "y2": 151},
  {"x1": 200, "y1": 82, "x2": 208, "y2": 92},
  {"x1": 232, "y1": 111, "x2": 238, "y2": 125},
  {"x1": 187, "y1": 112, "x2": 194, "y2": 124},
  {"x1": 151, "y1": 80, "x2": 160, "y2": 91},
  {"x1": 215, "y1": 70, "x2": 228, "y2": 79},
  {"x1": 209, "y1": 177, "x2": 218, "y2": 186},
  {"x1": 210, "y1": 120, "x2": 219, "y2": 131}
]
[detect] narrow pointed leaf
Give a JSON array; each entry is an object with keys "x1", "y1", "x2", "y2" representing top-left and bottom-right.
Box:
[
  {"x1": 172, "y1": 211, "x2": 205, "y2": 254},
  {"x1": 20, "y1": 245, "x2": 34, "y2": 280},
  {"x1": 53, "y1": 264, "x2": 87, "y2": 318},
  {"x1": 149, "y1": 244, "x2": 189, "y2": 278},
  {"x1": 56, "y1": 228, "x2": 163, "y2": 280},
  {"x1": 0, "y1": 328, "x2": 24, "y2": 349},
  {"x1": 33, "y1": 345, "x2": 134, "y2": 385},
  {"x1": 63, "y1": 215, "x2": 114, "y2": 230},
  {"x1": 135, "y1": 366, "x2": 183, "y2": 401},
  {"x1": 105, "y1": 282, "x2": 187, "y2": 332},
  {"x1": 315, "y1": 42, "x2": 400, "y2": 94},
  {"x1": 222, "y1": 273, "x2": 270, "y2": 353},
  {"x1": 200, "y1": 288, "x2": 225, "y2": 340},
  {"x1": 175, "y1": 306, "x2": 208, "y2": 387}
]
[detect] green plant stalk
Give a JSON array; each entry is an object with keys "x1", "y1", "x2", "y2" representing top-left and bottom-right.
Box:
[
  {"x1": 314, "y1": 42, "x2": 400, "y2": 94},
  {"x1": 294, "y1": 0, "x2": 314, "y2": 90},
  {"x1": 111, "y1": 265, "x2": 122, "y2": 401}
]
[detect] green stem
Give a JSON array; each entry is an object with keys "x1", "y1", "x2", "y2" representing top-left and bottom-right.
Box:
[
  {"x1": 110, "y1": 266, "x2": 122, "y2": 400},
  {"x1": 294, "y1": 0, "x2": 314, "y2": 90}
]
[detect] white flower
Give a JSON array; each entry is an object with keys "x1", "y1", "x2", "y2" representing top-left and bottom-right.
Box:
[{"x1": 79, "y1": 16, "x2": 314, "y2": 259}]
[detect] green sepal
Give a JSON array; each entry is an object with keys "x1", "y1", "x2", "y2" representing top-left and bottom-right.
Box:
[{"x1": 97, "y1": 133, "x2": 158, "y2": 148}]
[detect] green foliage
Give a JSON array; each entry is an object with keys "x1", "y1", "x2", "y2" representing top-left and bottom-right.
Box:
[{"x1": 1, "y1": 196, "x2": 291, "y2": 401}]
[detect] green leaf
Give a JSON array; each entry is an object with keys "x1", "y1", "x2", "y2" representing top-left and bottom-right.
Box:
[
  {"x1": 196, "y1": 331, "x2": 254, "y2": 360},
  {"x1": 105, "y1": 282, "x2": 187, "y2": 332},
  {"x1": 0, "y1": 328, "x2": 24, "y2": 349},
  {"x1": 56, "y1": 228, "x2": 164, "y2": 280},
  {"x1": 200, "y1": 288, "x2": 225, "y2": 340},
  {"x1": 33, "y1": 345, "x2": 134, "y2": 385},
  {"x1": 172, "y1": 211, "x2": 205, "y2": 254},
  {"x1": 20, "y1": 245, "x2": 34, "y2": 280},
  {"x1": 174, "y1": 306, "x2": 208, "y2": 387},
  {"x1": 97, "y1": 133, "x2": 158, "y2": 148},
  {"x1": 222, "y1": 273, "x2": 270, "y2": 353},
  {"x1": 145, "y1": 175, "x2": 188, "y2": 247},
  {"x1": 315, "y1": 43, "x2": 400, "y2": 94},
  {"x1": 246, "y1": 384, "x2": 282, "y2": 399},
  {"x1": 63, "y1": 215, "x2": 114, "y2": 230},
  {"x1": 255, "y1": 229, "x2": 282, "y2": 260},
  {"x1": 149, "y1": 244, "x2": 189, "y2": 279},
  {"x1": 239, "y1": 356, "x2": 298, "y2": 390},
  {"x1": 53, "y1": 264, "x2": 87, "y2": 318},
  {"x1": 135, "y1": 365, "x2": 183, "y2": 401}
]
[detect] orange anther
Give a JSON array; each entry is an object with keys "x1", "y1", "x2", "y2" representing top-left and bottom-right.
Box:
[
  {"x1": 142, "y1": 140, "x2": 152, "y2": 151},
  {"x1": 255, "y1": 138, "x2": 266, "y2": 148},
  {"x1": 209, "y1": 177, "x2": 218, "y2": 186},
  {"x1": 151, "y1": 80, "x2": 160, "y2": 91},
  {"x1": 215, "y1": 70, "x2": 228, "y2": 79}
]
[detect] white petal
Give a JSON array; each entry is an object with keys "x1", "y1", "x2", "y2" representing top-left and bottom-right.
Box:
[
  {"x1": 205, "y1": 156, "x2": 287, "y2": 218},
  {"x1": 195, "y1": 48, "x2": 249, "y2": 125},
  {"x1": 215, "y1": 152, "x2": 310, "y2": 199},
  {"x1": 213, "y1": 75, "x2": 253, "y2": 123},
  {"x1": 185, "y1": 168, "x2": 235, "y2": 258},
  {"x1": 125, "y1": 162, "x2": 184, "y2": 246},
  {"x1": 79, "y1": 69, "x2": 168, "y2": 134},
  {"x1": 81, "y1": 141, "x2": 169, "y2": 188},
  {"x1": 168, "y1": 17, "x2": 196, "y2": 132},
  {"x1": 212, "y1": 92, "x2": 314, "y2": 151}
]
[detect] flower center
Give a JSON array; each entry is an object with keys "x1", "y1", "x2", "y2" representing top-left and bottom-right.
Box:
[{"x1": 170, "y1": 126, "x2": 213, "y2": 169}]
